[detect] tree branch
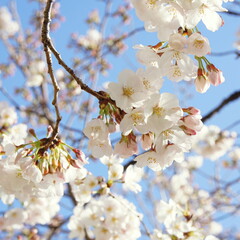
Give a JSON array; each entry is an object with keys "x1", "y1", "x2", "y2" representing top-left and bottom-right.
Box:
[
  {"x1": 210, "y1": 50, "x2": 240, "y2": 58},
  {"x1": 202, "y1": 90, "x2": 240, "y2": 122},
  {"x1": 42, "y1": 0, "x2": 62, "y2": 140},
  {"x1": 224, "y1": 9, "x2": 240, "y2": 16},
  {"x1": 42, "y1": 0, "x2": 110, "y2": 103}
]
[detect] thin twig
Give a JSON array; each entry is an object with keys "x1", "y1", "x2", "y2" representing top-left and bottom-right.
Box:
[
  {"x1": 202, "y1": 90, "x2": 240, "y2": 122},
  {"x1": 223, "y1": 119, "x2": 240, "y2": 131},
  {"x1": 224, "y1": 9, "x2": 240, "y2": 16},
  {"x1": 66, "y1": 183, "x2": 77, "y2": 206},
  {"x1": 42, "y1": 0, "x2": 62, "y2": 140},
  {"x1": 210, "y1": 50, "x2": 240, "y2": 58},
  {"x1": 46, "y1": 217, "x2": 69, "y2": 240},
  {"x1": 47, "y1": 38, "x2": 109, "y2": 101},
  {"x1": 42, "y1": 0, "x2": 115, "y2": 105}
]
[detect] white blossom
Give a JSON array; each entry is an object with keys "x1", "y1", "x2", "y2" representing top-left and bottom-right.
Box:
[{"x1": 107, "y1": 69, "x2": 146, "y2": 113}]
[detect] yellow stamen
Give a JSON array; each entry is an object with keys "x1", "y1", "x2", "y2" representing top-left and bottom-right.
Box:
[
  {"x1": 193, "y1": 39, "x2": 204, "y2": 49},
  {"x1": 153, "y1": 106, "x2": 164, "y2": 116},
  {"x1": 122, "y1": 87, "x2": 134, "y2": 97}
]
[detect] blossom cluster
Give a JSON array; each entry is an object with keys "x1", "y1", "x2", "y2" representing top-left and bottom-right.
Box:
[
  {"x1": 192, "y1": 125, "x2": 237, "y2": 160},
  {"x1": 130, "y1": 0, "x2": 227, "y2": 93},
  {"x1": 68, "y1": 195, "x2": 142, "y2": 240},
  {"x1": 151, "y1": 199, "x2": 220, "y2": 240},
  {"x1": 0, "y1": 7, "x2": 19, "y2": 38},
  {"x1": 0, "y1": 102, "x2": 88, "y2": 199},
  {"x1": 78, "y1": 0, "x2": 230, "y2": 173}
]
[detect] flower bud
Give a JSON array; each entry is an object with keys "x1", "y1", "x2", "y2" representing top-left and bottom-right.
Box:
[
  {"x1": 72, "y1": 149, "x2": 87, "y2": 164},
  {"x1": 195, "y1": 69, "x2": 210, "y2": 93},
  {"x1": 180, "y1": 125, "x2": 197, "y2": 136},
  {"x1": 182, "y1": 115, "x2": 203, "y2": 132},
  {"x1": 207, "y1": 64, "x2": 225, "y2": 86},
  {"x1": 182, "y1": 107, "x2": 200, "y2": 115}
]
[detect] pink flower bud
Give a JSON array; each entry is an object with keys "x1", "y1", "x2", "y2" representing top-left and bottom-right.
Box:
[
  {"x1": 207, "y1": 64, "x2": 225, "y2": 86},
  {"x1": 182, "y1": 107, "x2": 200, "y2": 115},
  {"x1": 195, "y1": 69, "x2": 210, "y2": 93},
  {"x1": 180, "y1": 125, "x2": 197, "y2": 136},
  {"x1": 182, "y1": 115, "x2": 203, "y2": 132},
  {"x1": 70, "y1": 158, "x2": 84, "y2": 168},
  {"x1": 72, "y1": 149, "x2": 87, "y2": 164},
  {"x1": 29, "y1": 128, "x2": 37, "y2": 138}
]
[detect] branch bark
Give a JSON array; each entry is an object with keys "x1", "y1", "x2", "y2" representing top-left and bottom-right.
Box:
[
  {"x1": 42, "y1": 0, "x2": 62, "y2": 140},
  {"x1": 42, "y1": 0, "x2": 110, "y2": 103},
  {"x1": 202, "y1": 90, "x2": 240, "y2": 122}
]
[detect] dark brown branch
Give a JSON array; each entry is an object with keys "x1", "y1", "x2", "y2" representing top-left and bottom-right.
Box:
[
  {"x1": 202, "y1": 90, "x2": 240, "y2": 122},
  {"x1": 46, "y1": 217, "x2": 69, "y2": 240},
  {"x1": 66, "y1": 183, "x2": 77, "y2": 206},
  {"x1": 46, "y1": 39, "x2": 109, "y2": 101},
  {"x1": 224, "y1": 10, "x2": 240, "y2": 16},
  {"x1": 210, "y1": 50, "x2": 240, "y2": 58},
  {"x1": 42, "y1": 0, "x2": 62, "y2": 140},
  {"x1": 41, "y1": 1, "x2": 109, "y2": 103}
]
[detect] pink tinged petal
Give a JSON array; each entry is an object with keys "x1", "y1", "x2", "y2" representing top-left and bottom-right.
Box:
[
  {"x1": 195, "y1": 75, "x2": 210, "y2": 93},
  {"x1": 141, "y1": 134, "x2": 153, "y2": 150},
  {"x1": 182, "y1": 115, "x2": 203, "y2": 132},
  {"x1": 207, "y1": 64, "x2": 225, "y2": 86},
  {"x1": 202, "y1": 9, "x2": 223, "y2": 32},
  {"x1": 114, "y1": 140, "x2": 138, "y2": 158},
  {"x1": 70, "y1": 159, "x2": 84, "y2": 168},
  {"x1": 182, "y1": 107, "x2": 200, "y2": 115},
  {"x1": 180, "y1": 125, "x2": 197, "y2": 136},
  {"x1": 187, "y1": 33, "x2": 211, "y2": 57},
  {"x1": 72, "y1": 149, "x2": 87, "y2": 164}
]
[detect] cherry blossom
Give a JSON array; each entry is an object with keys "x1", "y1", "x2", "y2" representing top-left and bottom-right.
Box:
[
  {"x1": 0, "y1": 7, "x2": 19, "y2": 38},
  {"x1": 107, "y1": 69, "x2": 146, "y2": 113},
  {"x1": 187, "y1": 32, "x2": 211, "y2": 57}
]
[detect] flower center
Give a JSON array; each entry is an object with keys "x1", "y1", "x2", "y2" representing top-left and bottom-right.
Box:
[
  {"x1": 143, "y1": 78, "x2": 151, "y2": 89},
  {"x1": 147, "y1": 156, "x2": 157, "y2": 164},
  {"x1": 122, "y1": 86, "x2": 134, "y2": 97},
  {"x1": 162, "y1": 129, "x2": 174, "y2": 137},
  {"x1": 91, "y1": 126, "x2": 101, "y2": 131},
  {"x1": 193, "y1": 39, "x2": 204, "y2": 49},
  {"x1": 131, "y1": 112, "x2": 144, "y2": 124},
  {"x1": 172, "y1": 66, "x2": 182, "y2": 77},
  {"x1": 147, "y1": 0, "x2": 158, "y2": 5},
  {"x1": 153, "y1": 106, "x2": 164, "y2": 116},
  {"x1": 173, "y1": 51, "x2": 182, "y2": 60}
]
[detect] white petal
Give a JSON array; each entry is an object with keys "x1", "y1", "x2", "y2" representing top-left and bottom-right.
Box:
[{"x1": 202, "y1": 9, "x2": 223, "y2": 32}]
